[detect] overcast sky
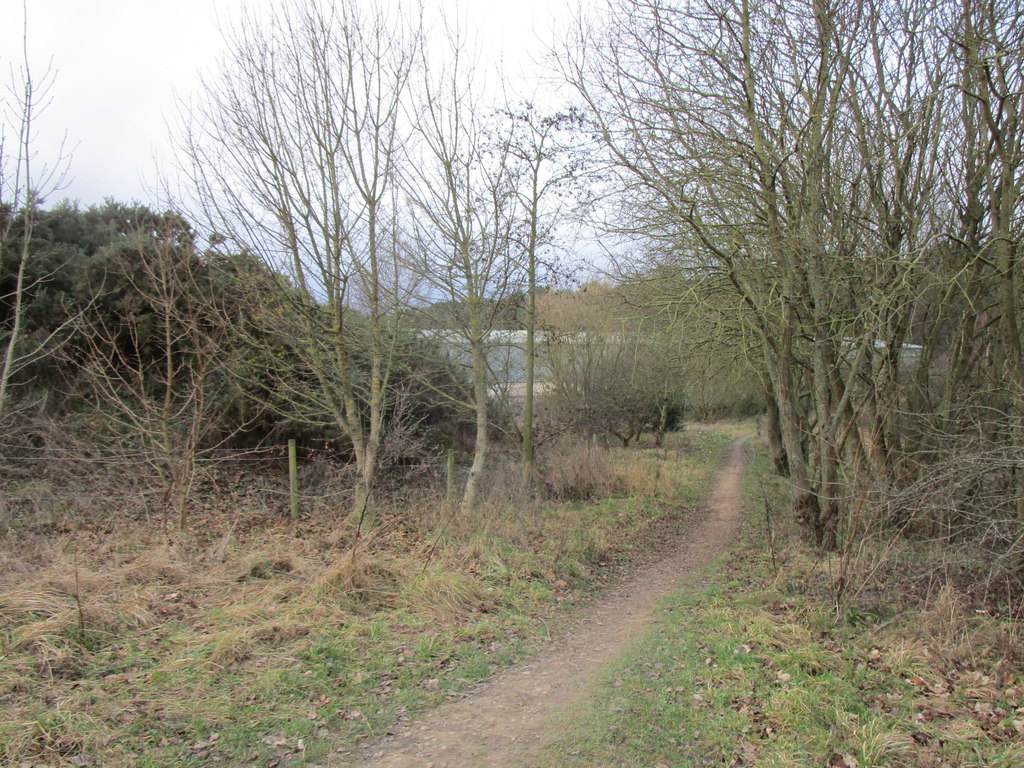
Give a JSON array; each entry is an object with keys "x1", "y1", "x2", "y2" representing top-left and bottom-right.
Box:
[{"x1": 2, "y1": 0, "x2": 586, "y2": 210}]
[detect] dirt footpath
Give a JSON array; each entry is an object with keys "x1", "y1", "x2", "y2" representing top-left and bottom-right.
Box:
[{"x1": 349, "y1": 438, "x2": 749, "y2": 768}]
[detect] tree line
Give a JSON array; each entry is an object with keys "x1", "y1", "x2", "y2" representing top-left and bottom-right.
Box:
[
  {"x1": 5, "y1": 0, "x2": 1020, "y2": 581},
  {"x1": 0, "y1": 195, "x2": 732, "y2": 527},
  {"x1": 565, "y1": 0, "x2": 1023, "y2": 575}
]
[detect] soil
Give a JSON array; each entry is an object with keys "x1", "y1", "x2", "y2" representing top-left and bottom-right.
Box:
[{"x1": 345, "y1": 437, "x2": 749, "y2": 768}]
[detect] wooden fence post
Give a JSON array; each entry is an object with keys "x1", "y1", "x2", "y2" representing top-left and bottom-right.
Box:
[
  {"x1": 288, "y1": 439, "x2": 299, "y2": 519},
  {"x1": 446, "y1": 449, "x2": 456, "y2": 510}
]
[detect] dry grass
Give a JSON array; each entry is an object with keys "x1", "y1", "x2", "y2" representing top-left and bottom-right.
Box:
[
  {"x1": 314, "y1": 547, "x2": 410, "y2": 610},
  {"x1": 538, "y1": 438, "x2": 629, "y2": 501},
  {"x1": 0, "y1": 424, "x2": 737, "y2": 767},
  {"x1": 690, "y1": 419, "x2": 754, "y2": 439},
  {"x1": 532, "y1": 487, "x2": 1024, "y2": 768},
  {"x1": 401, "y1": 564, "x2": 486, "y2": 619}
]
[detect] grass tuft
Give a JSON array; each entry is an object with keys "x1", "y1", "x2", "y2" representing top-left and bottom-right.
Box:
[
  {"x1": 313, "y1": 548, "x2": 408, "y2": 610},
  {"x1": 400, "y1": 565, "x2": 484, "y2": 619}
]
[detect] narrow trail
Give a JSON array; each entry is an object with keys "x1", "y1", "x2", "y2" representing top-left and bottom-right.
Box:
[{"x1": 349, "y1": 437, "x2": 749, "y2": 768}]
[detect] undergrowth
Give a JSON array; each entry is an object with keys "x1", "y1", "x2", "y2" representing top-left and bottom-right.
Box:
[
  {"x1": 0, "y1": 426, "x2": 736, "y2": 767},
  {"x1": 534, "y1": 436, "x2": 1024, "y2": 768}
]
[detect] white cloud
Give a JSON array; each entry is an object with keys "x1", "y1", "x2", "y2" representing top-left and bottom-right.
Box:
[{"x1": 1, "y1": 0, "x2": 583, "y2": 208}]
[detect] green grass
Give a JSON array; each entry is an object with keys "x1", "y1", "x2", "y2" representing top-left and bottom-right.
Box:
[
  {"x1": 532, "y1": 440, "x2": 1024, "y2": 768},
  {"x1": 1, "y1": 424, "x2": 741, "y2": 767}
]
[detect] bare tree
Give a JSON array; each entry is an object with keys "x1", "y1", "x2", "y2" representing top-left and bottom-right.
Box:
[
  {"x1": 539, "y1": 282, "x2": 692, "y2": 447},
  {"x1": 948, "y1": 0, "x2": 1024, "y2": 518},
  {"x1": 178, "y1": 0, "x2": 421, "y2": 523},
  {"x1": 404, "y1": 36, "x2": 526, "y2": 512},
  {"x1": 503, "y1": 104, "x2": 585, "y2": 476},
  {"x1": 77, "y1": 218, "x2": 230, "y2": 532},
  {"x1": 561, "y1": 0, "x2": 953, "y2": 547},
  {"x1": 0, "y1": 2, "x2": 71, "y2": 425}
]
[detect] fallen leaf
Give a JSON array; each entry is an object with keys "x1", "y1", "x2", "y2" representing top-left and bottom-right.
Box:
[{"x1": 827, "y1": 752, "x2": 858, "y2": 767}]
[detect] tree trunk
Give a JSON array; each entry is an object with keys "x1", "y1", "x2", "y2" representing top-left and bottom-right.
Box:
[
  {"x1": 764, "y1": 396, "x2": 789, "y2": 476},
  {"x1": 463, "y1": 327, "x2": 489, "y2": 513},
  {"x1": 522, "y1": 250, "x2": 537, "y2": 486}
]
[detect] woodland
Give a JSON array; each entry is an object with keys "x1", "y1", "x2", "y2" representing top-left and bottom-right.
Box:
[{"x1": 1, "y1": 0, "x2": 1023, "y2": 766}]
